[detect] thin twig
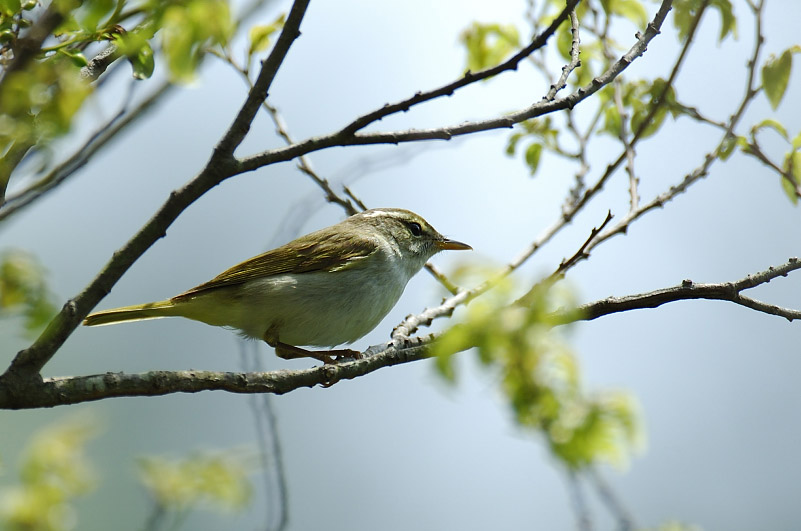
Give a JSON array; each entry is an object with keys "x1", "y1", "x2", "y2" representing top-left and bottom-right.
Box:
[
  {"x1": 567, "y1": 471, "x2": 594, "y2": 531},
  {"x1": 588, "y1": 0, "x2": 766, "y2": 248},
  {"x1": 339, "y1": 0, "x2": 582, "y2": 136},
  {"x1": 544, "y1": 10, "x2": 582, "y2": 101},
  {"x1": 587, "y1": 467, "x2": 635, "y2": 531}
]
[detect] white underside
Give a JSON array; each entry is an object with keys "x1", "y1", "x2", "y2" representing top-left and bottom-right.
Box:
[{"x1": 173, "y1": 262, "x2": 409, "y2": 347}]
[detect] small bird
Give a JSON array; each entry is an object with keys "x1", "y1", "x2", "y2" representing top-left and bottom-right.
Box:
[{"x1": 83, "y1": 208, "x2": 471, "y2": 363}]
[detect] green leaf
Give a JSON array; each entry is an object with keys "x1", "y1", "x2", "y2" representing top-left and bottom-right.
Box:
[
  {"x1": 762, "y1": 49, "x2": 793, "y2": 110},
  {"x1": 0, "y1": 249, "x2": 58, "y2": 336},
  {"x1": 718, "y1": 135, "x2": 738, "y2": 161},
  {"x1": 0, "y1": 415, "x2": 99, "y2": 531},
  {"x1": 160, "y1": 0, "x2": 234, "y2": 83},
  {"x1": 129, "y1": 41, "x2": 155, "y2": 80},
  {"x1": 525, "y1": 143, "x2": 542, "y2": 175},
  {"x1": 673, "y1": 0, "x2": 736, "y2": 42},
  {"x1": 751, "y1": 118, "x2": 788, "y2": 140},
  {"x1": 710, "y1": 0, "x2": 737, "y2": 41},
  {"x1": 0, "y1": 0, "x2": 21, "y2": 17},
  {"x1": 603, "y1": 0, "x2": 649, "y2": 28},
  {"x1": 792, "y1": 131, "x2": 801, "y2": 152},
  {"x1": 58, "y1": 48, "x2": 88, "y2": 68},
  {"x1": 138, "y1": 452, "x2": 253, "y2": 511},
  {"x1": 506, "y1": 132, "x2": 524, "y2": 156},
  {"x1": 780, "y1": 176, "x2": 798, "y2": 205},
  {"x1": 78, "y1": 0, "x2": 114, "y2": 32},
  {"x1": 461, "y1": 22, "x2": 520, "y2": 72},
  {"x1": 247, "y1": 14, "x2": 285, "y2": 57},
  {"x1": 780, "y1": 151, "x2": 801, "y2": 205}
]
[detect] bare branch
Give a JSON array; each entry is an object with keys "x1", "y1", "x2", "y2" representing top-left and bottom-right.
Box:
[
  {"x1": 587, "y1": 467, "x2": 636, "y2": 531},
  {"x1": 2, "y1": 258, "x2": 799, "y2": 409},
  {"x1": 239, "y1": 0, "x2": 673, "y2": 173},
  {"x1": 339, "y1": 0, "x2": 582, "y2": 137},
  {"x1": 558, "y1": 258, "x2": 801, "y2": 324},
  {"x1": 544, "y1": 10, "x2": 582, "y2": 102},
  {"x1": 215, "y1": 0, "x2": 310, "y2": 156}
]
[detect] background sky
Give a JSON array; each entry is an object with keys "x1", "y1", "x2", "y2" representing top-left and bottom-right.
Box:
[{"x1": 2, "y1": 0, "x2": 800, "y2": 529}]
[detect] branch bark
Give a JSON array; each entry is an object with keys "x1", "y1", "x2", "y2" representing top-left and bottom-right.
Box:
[{"x1": 2, "y1": 258, "x2": 797, "y2": 410}]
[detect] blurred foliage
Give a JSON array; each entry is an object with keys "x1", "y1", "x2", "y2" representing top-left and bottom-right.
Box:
[
  {"x1": 460, "y1": 22, "x2": 519, "y2": 72},
  {"x1": 0, "y1": 0, "x2": 235, "y2": 199},
  {"x1": 138, "y1": 450, "x2": 254, "y2": 523},
  {"x1": 0, "y1": 249, "x2": 57, "y2": 337},
  {"x1": 0, "y1": 415, "x2": 99, "y2": 531},
  {"x1": 0, "y1": 414, "x2": 254, "y2": 531},
  {"x1": 246, "y1": 12, "x2": 284, "y2": 71},
  {"x1": 672, "y1": 0, "x2": 736, "y2": 42},
  {"x1": 432, "y1": 272, "x2": 643, "y2": 470}
]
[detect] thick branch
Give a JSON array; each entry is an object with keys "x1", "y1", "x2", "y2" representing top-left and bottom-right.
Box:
[
  {"x1": 0, "y1": 338, "x2": 431, "y2": 409},
  {"x1": 215, "y1": 0, "x2": 310, "y2": 155},
  {"x1": 2, "y1": 258, "x2": 798, "y2": 410}
]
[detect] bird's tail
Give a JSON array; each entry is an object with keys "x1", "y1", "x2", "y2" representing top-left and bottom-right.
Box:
[{"x1": 83, "y1": 300, "x2": 179, "y2": 327}]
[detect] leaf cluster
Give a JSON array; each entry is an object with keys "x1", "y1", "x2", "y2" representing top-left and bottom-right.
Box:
[
  {"x1": 432, "y1": 277, "x2": 642, "y2": 470},
  {"x1": 138, "y1": 451, "x2": 253, "y2": 514},
  {"x1": 0, "y1": 415, "x2": 97, "y2": 531},
  {"x1": 0, "y1": 249, "x2": 57, "y2": 336},
  {"x1": 0, "y1": 0, "x2": 236, "y2": 201}
]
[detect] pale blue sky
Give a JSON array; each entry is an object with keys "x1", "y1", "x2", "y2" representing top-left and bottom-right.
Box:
[{"x1": 2, "y1": 1, "x2": 800, "y2": 529}]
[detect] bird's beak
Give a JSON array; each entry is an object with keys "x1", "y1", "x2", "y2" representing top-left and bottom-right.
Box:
[{"x1": 437, "y1": 238, "x2": 472, "y2": 251}]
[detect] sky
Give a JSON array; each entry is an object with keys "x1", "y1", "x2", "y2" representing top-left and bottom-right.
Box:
[{"x1": 2, "y1": 0, "x2": 800, "y2": 529}]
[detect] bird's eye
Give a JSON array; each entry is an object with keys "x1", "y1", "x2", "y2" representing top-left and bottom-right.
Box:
[{"x1": 407, "y1": 222, "x2": 423, "y2": 237}]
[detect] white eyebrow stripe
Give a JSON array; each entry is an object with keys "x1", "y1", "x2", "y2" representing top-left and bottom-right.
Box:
[{"x1": 363, "y1": 209, "x2": 401, "y2": 219}]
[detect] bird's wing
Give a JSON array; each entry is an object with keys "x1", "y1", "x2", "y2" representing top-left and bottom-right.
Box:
[{"x1": 173, "y1": 230, "x2": 378, "y2": 300}]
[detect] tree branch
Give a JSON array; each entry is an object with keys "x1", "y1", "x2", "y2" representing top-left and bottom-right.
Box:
[
  {"x1": 2, "y1": 258, "x2": 798, "y2": 409},
  {"x1": 215, "y1": 0, "x2": 310, "y2": 155},
  {"x1": 557, "y1": 257, "x2": 801, "y2": 324},
  {"x1": 339, "y1": 0, "x2": 581, "y2": 137}
]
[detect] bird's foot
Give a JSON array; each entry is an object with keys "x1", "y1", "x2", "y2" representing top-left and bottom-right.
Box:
[{"x1": 266, "y1": 338, "x2": 362, "y2": 365}]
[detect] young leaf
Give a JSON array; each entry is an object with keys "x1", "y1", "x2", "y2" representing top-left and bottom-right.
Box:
[
  {"x1": 780, "y1": 151, "x2": 801, "y2": 205},
  {"x1": 525, "y1": 143, "x2": 543, "y2": 176},
  {"x1": 762, "y1": 49, "x2": 792, "y2": 110},
  {"x1": 710, "y1": 0, "x2": 737, "y2": 41},
  {"x1": 718, "y1": 135, "x2": 738, "y2": 161},
  {"x1": 247, "y1": 14, "x2": 285, "y2": 57},
  {"x1": 751, "y1": 118, "x2": 788, "y2": 140},
  {"x1": 129, "y1": 41, "x2": 155, "y2": 80},
  {"x1": 780, "y1": 177, "x2": 798, "y2": 205},
  {"x1": 792, "y1": 131, "x2": 801, "y2": 151},
  {"x1": 461, "y1": 22, "x2": 519, "y2": 72}
]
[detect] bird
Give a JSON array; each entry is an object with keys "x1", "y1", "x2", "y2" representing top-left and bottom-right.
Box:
[{"x1": 83, "y1": 208, "x2": 471, "y2": 363}]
